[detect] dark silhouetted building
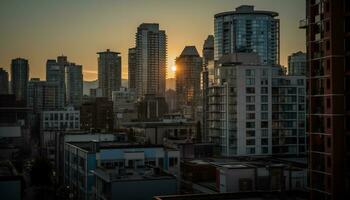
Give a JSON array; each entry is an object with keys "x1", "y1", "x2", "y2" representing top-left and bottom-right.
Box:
[
  {"x1": 97, "y1": 49, "x2": 122, "y2": 99},
  {"x1": 11, "y1": 58, "x2": 29, "y2": 103},
  {"x1": 137, "y1": 94, "x2": 168, "y2": 121},
  {"x1": 80, "y1": 97, "x2": 114, "y2": 131},
  {"x1": 135, "y1": 23, "x2": 167, "y2": 98},
  {"x1": 175, "y1": 46, "x2": 202, "y2": 117},
  {"x1": 305, "y1": 0, "x2": 350, "y2": 199},
  {"x1": 66, "y1": 63, "x2": 83, "y2": 108},
  {"x1": 288, "y1": 51, "x2": 306, "y2": 76},
  {"x1": 128, "y1": 47, "x2": 137, "y2": 90},
  {"x1": 0, "y1": 68, "x2": 9, "y2": 94},
  {"x1": 27, "y1": 78, "x2": 60, "y2": 113},
  {"x1": 202, "y1": 35, "x2": 215, "y2": 143},
  {"x1": 46, "y1": 58, "x2": 66, "y2": 109},
  {"x1": 202, "y1": 35, "x2": 214, "y2": 65}
]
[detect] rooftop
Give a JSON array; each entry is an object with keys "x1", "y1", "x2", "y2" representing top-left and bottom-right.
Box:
[
  {"x1": 215, "y1": 5, "x2": 279, "y2": 18},
  {"x1": 66, "y1": 141, "x2": 176, "y2": 152},
  {"x1": 93, "y1": 167, "x2": 175, "y2": 182},
  {"x1": 180, "y1": 46, "x2": 200, "y2": 57}
]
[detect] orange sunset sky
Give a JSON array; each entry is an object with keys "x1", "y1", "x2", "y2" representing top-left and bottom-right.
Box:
[{"x1": 0, "y1": 0, "x2": 305, "y2": 81}]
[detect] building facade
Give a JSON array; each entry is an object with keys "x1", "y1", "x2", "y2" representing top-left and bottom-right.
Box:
[
  {"x1": 97, "y1": 49, "x2": 122, "y2": 99},
  {"x1": 207, "y1": 53, "x2": 306, "y2": 157},
  {"x1": 128, "y1": 47, "x2": 137, "y2": 91},
  {"x1": 11, "y1": 58, "x2": 29, "y2": 103},
  {"x1": 175, "y1": 46, "x2": 202, "y2": 117},
  {"x1": 64, "y1": 142, "x2": 180, "y2": 200},
  {"x1": 111, "y1": 88, "x2": 137, "y2": 128},
  {"x1": 80, "y1": 97, "x2": 114, "y2": 132},
  {"x1": 271, "y1": 75, "x2": 307, "y2": 156},
  {"x1": 66, "y1": 63, "x2": 83, "y2": 108},
  {"x1": 288, "y1": 51, "x2": 307, "y2": 76},
  {"x1": 305, "y1": 0, "x2": 350, "y2": 199},
  {"x1": 202, "y1": 35, "x2": 215, "y2": 143},
  {"x1": 137, "y1": 94, "x2": 168, "y2": 121},
  {"x1": 214, "y1": 5, "x2": 280, "y2": 64},
  {"x1": 27, "y1": 78, "x2": 61, "y2": 113},
  {"x1": 46, "y1": 58, "x2": 66, "y2": 109},
  {"x1": 135, "y1": 23, "x2": 167, "y2": 98},
  {"x1": 0, "y1": 68, "x2": 9, "y2": 94}
]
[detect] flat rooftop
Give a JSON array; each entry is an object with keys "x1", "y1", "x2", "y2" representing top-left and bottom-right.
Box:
[
  {"x1": 67, "y1": 141, "x2": 177, "y2": 152},
  {"x1": 93, "y1": 167, "x2": 175, "y2": 182}
]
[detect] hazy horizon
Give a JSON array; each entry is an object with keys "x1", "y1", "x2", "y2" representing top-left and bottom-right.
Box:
[{"x1": 0, "y1": 0, "x2": 305, "y2": 81}]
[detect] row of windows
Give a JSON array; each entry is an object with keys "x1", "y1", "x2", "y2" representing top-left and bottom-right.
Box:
[
  {"x1": 246, "y1": 147, "x2": 269, "y2": 154},
  {"x1": 246, "y1": 138, "x2": 269, "y2": 146},
  {"x1": 246, "y1": 121, "x2": 268, "y2": 128},
  {"x1": 246, "y1": 87, "x2": 268, "y2": 94},
  {"x1": 44, "y1": 112, "x2": 79, "y2": 121}
]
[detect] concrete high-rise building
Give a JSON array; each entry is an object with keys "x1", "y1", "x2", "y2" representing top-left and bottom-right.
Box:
[
  {"x1": 214, "y1": 5, "x2": 280, "y2": 64},
  {"x1": 46, "y1": 58, "x2": 66, "y2": 109},
  {"x1": 11, "y1": 58, "x2": 29, "y2": 103},
  {"x1": 202, "y1": 35, "x2": 215, "y2": 142},
  {"x1": 207, "y1": 53, "x2": 306, "y2": 157},
  {"x1": 0, "y1": 68, "x2": 9, "y2": 94},
  {"x1": 202, "y1": 35, "x2": 214, "y2": 65},
  {"x1": 135, "y1": 23, "x2": 167, "y2": 98},
  {"x1": 66, "y1": 63, "x2": 83, "y2": 108},
  {"x1": 271, "y1": 74, "x2": 306, "y2": 156},
  {"x1": 80, "y1": 97, "x2": 114, "y2": 131},
  {"x1": 288, "y1": 51, "x2": 306, "y2": 76},
  {"x1": 97, "y1": 49, "x2": 122, "y2": 99},
  {"x1": 128, "y1": 47, "x2": 137, "y2": 90},
  {"x1": 175, "y1": 46, "x2": 202, "y2": 117},
  {"x1": 47, "y1": 55, "x2": 83, "y2": 108},
  {"x1": 303, "y1": 0, "x2": 350, "y2": 199},
  {"x1": 27, "y1": 78, "x2": 60, "y2": 113}
]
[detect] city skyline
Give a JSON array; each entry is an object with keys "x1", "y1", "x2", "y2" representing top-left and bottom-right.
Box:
[{"x1": 0, "y1": 0, "x2": 305, "y2": 81}]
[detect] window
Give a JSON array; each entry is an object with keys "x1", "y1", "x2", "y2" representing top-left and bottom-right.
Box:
[
  {"x1": 261, "y1": 113, "x2": 268, "y2": 120},
  {"x1": 261, "y1": 104, "x2": 268, "y2": 111},
  {"x1": 246, "y1": 69, "x2": 255, "y2": 77},
  {"x1": 261, "y1": 121, "x2": 268, "y2": 128},
  {"x1": 246, "y1": 105, "x2": 255, "y2": 111},
  {"x1": 261, "y1": 78, "x2": 268, "y2": 85},
  {"x1": 246, "y1": 139, "x2": 255, "y2": 145},
  {"x1": 261, "y1": 129, "x2": 268, "y2": 137},
  {"x1": 262, "y1": 147, "x2": 269, "y2": 154},
  {"x1": 246, "y1": 130, "x2": 255, "y2": 137},
  {"x1": 261, "y1": 87, "x2": 268, "y2": 94},
  {"x1": 262, "y1": 69, "x2": 268, "y2": 76},
  {"x1": 246, "y1": 96, "x2": 255, "y2": 103},
  {"x1": 261, "y1": 96, "x2": 268, "y2": 103},
  {"x1": 246, "y1": 78, "x2": 255, "y2": 85},
  {"x1": 246, "y1": 87, "x2": 255, "y2": 94},
  {"x1": 261, "y1": 138, "x2": 268, "y2": 145},
  {"x1": 297, "y1": 79, "x2": 304, "y2": 85},
  {"x1": 246, "y1": 147, "x2": 255, "y2": 154},
  {"x1": 246, "y1": 122, "x2": 255, "y2": 128},
  {"x1": 246, "y1": 113, "x2": 255, "y2": 120}
]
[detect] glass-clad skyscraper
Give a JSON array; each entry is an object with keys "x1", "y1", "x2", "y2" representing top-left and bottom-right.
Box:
[{"x1": 214, "y1": 5, "x2": 280, "y2": 65}]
